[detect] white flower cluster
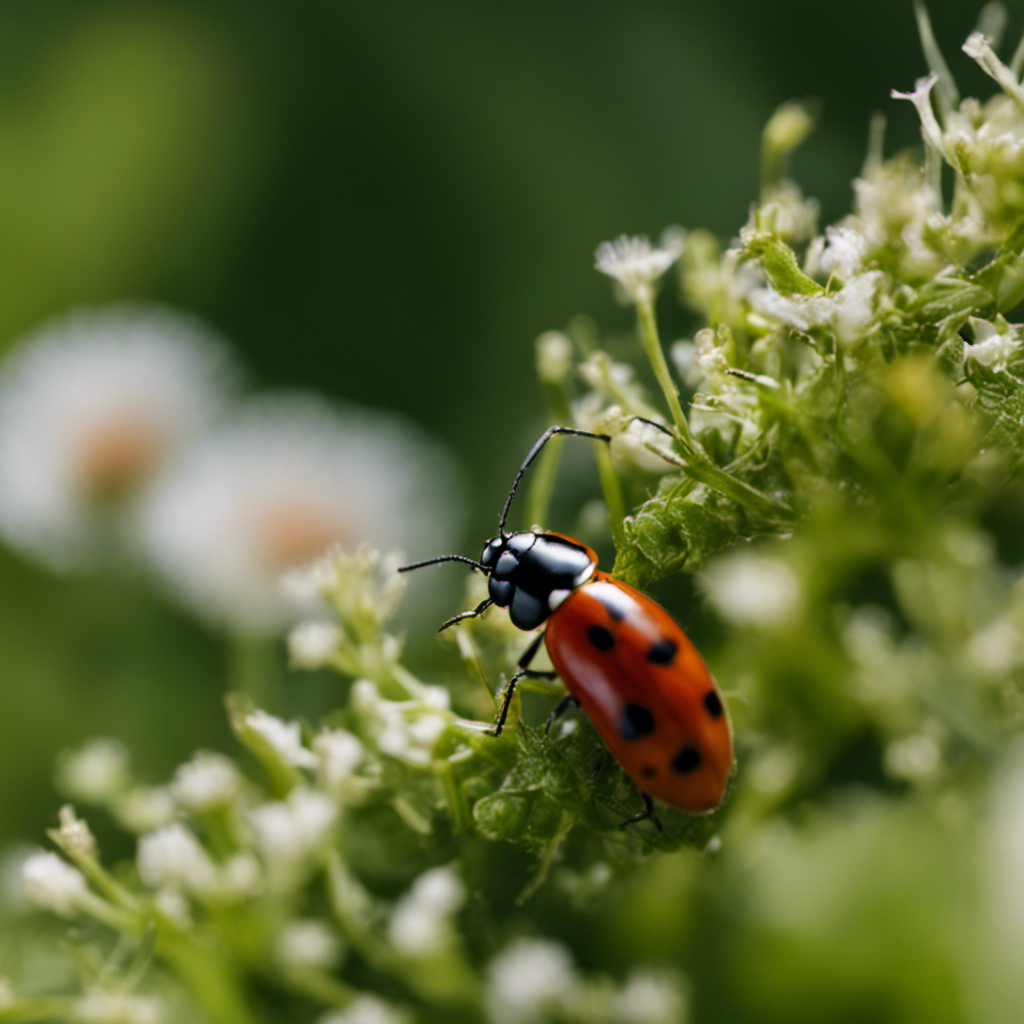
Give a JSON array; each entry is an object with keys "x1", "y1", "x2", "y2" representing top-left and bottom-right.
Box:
[{"x1": 0, "y1": 304, "x2": 463, "y2": 634}]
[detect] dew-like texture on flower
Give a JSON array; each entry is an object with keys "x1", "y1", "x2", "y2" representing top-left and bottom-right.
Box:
[
  {"x1": 21, "y1": 851, "x2": 88, "y2": 916},
  {"x1": 133, "y1": 394, "x2": 464, "y2": 632},
  {"x1": 487, "y1": 939, "x2": 577, "y2": 1024},
  {"x1": 0, "y1": 305, "x2": 235, "y2": 570},
  {"x1": 594, "y1": 234, "x2": 684, "y2": 304}
]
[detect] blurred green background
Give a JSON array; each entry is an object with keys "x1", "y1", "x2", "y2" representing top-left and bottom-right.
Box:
[{"x1": 1, "y1": 3, "x2": 1021, "y2": 1018}]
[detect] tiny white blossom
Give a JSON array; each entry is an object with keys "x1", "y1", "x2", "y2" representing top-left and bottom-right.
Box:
[
  {"x1": 965, "y1": 619, "x2": 1022, "y2": 674},
  {"x1": 595, "y1": 234, "x2": 684, "y2": 304},
  {"x1": 249, "y1": 788, "x2": 337, "y2": 872},
  {"x1": 0, "y1": 305, "x2": 235, "y2": 570},
  {"x1": 818, "y1": 224, "x2": 869, "y2": 281},
  {"x1": 318, "y1": 995, "x2": 407, "y2": 1024},
  {"x1": 113, "y1": 786, "x2": 177, "y2": 834},
  {"x1": 172, "y1": 751, "x2": 242, "y2": 813},
  {"x1": 702, "y1": 551, "x2": 801, "y2": 629},
  {"x1": 56, "y1": 738, "x2": 131, "y2": 804},
  {"x1": 21, "y1": 851, "x2": 88, "y2": 916},
  {"x1": 137, "y1": 824, "x2": 218, "y2": 895},
  {"x1": 883, "y1": 733, "x2": 941, "y2": 782},
  {"x1": 963, "y1": 32, "x2": 1024, "y2": 105},
  {"x1": 133, "y1": 394, "x2": 463, "y2": 633},
  {"x1": 71, "y1": 990, "x2": 163, "y2": 1024},
  {"x1": 535, "y1": 331, "x2": 574, "y2": 385},
  {"x1": 965, "y1": 318, "x2": 1020, "y2": 371},
  {"x1": 609, "y1": 415, "x2": 675, "y2": 475},
  {"x1": 276, "y1": 918, "x2": 342, "y2": 970},
  {"x1": 54, "y1": 805, "x2": 97, "y2": 858},
  {"x1": 487, "y1": 939, "x2": 577, "y2": 1024},
  {"x1": 287, "y1": 620, "x2": 343, "y2": 669},
  {"x1": 612, "y1": 970, "x2": 687, "y2": 1024},
  {"x1": 313, "y1": 729, "x2": 365, "y2": 794},
  {"x1": 388, "y1": 866, "x2": 465, "y2": 956},
  {"x1": 153, "y1": 887, "x2": 192, "y2": 927},
  {"x1": 244, "y1": 709, "x2": 317, "y2": 769}
]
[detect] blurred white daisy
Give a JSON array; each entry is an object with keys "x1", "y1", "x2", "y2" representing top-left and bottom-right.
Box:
[
  {"x1": 0, "y1": 305, "x2": 236, "y2": 569},
  {"x1": 133, "y1": 394, "x2": 463, "y2": 633}
]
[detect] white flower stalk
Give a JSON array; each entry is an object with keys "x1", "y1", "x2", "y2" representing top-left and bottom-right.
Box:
[
  {"x1": 963, "y1": 32, "x2": 1024, "y2": 106},
  {"x1": 133, "y1": 394, "x2": 463, "y2": 633},
  {"x1": 243, "y1": 709, "x2": 317, "y2": 769},
  {"x1": 0, "y1": 305, "x2": 235, "y2": 570},
  {"x1": 595, "y1": 234, "x2": 684, "y2": 304},
  {"x1": 71, "y1": 989, "x2": 163, "y2": 1024},
  {"x1": 487, "y1": 939, "x2": 577, "y2": 1024},
  {"x1": 387, "y1": 865, "x2": 465, "y2": 956},
  {"x1": 702, "y1": 551, "x2": 802, "y2": 629},
  {"x1": 892, "y1": 73, "x2": 949, "y2": 160},
  {"x1": 171, "y1": 751, "x2": 242, "y2": 813},
  {"x1": 965, "y1": 317, "x2": 1021, "y2": 371},
  {"x1": 21, "y1": 851, "x2": 89, "y2": 916},
  {"x1": 276, "y1": 918, "x2": 342, "y2": 970},
  {"x1": 56, "y1": 738, "x2": 132, "y2": 805}
]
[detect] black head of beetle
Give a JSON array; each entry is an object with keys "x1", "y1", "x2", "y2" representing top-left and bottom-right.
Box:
[{"x1": 479, "y1": 531, "x2": 596, "y2": 630}]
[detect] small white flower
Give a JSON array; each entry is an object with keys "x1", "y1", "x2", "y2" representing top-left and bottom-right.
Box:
[
  {"x1": 153, "y1": 887, "x2": 192, "y2": 927},
  {"x1": 818, "y1": 225, "x2": 869, "y2": 281},
  {"x1": 113, "y1": 786, "x2": 177, "y2": 834},
  {"x1": 0, "y1": 305, "x2": 235, "y2": 570},
  {"x1": 965, "y1": 318, "x2": 1020, "y2": 371},
  {"x1": 965, "y1": 619, "x2": 1022, "y2": 674},
  {"x1": 883, "y1": 733, "x2": 941, "y2": 783},
  {"x1": 487, "y1": 939, "x2": 577, "y2": 1024},
  {"x1": 318, "y1": 995, "x2": 407, "y2": 1024},
  {"x1": 609, "y1": 416, "x2": 675, "y2": 475},
  {"x1": 248, "y1": 788, "x2": 337, "y2": 872},
  {"x1": 595, "y1": 234, "x2": 684, "y2": 304},
  {"x1": 54, "y1": 805, "x2": 97, "y2": 858},
  {"x1": 313, "y1": 729, "x2": 365, "y2": 794},
  {"x1": 21, "y1": 851, "x2": 88, "y2": 916},
  {"x1": 288, "y1": 620, "x2": 343, "y2": 669},
  {"x1": 171, "y1": 751, "x2": 242, "y2": 812},
  {"x1": 612, "y1": 970, "x2": 687, "y2": 1024},
  {"x1": 702, "y1": 551, "x2": 801, "y2": 629},
  {"x1": 72, "y1": 990, "x2": 163, "y2": 1024},
  {"x1": 133, "y1": 394, "x2": 463, "y2": 633},
  {"x1": 276, "y1": 918, "x2": 342, "y2": 970},
  {"x1": 535, "y1": 331, "x2": 574, "y2": 385},
  {"x1": 388, "y1": 866, "x2": 465, "y2": 956},
  {"x1": 137, "y1": 824, "x2": 218, "y2": 895},
  {"x1": 244, "y1": 709, "x2": 317, "y2": 769},
  {"x1": 56, "y1": 738, "x2": 131, "y2": 804}
]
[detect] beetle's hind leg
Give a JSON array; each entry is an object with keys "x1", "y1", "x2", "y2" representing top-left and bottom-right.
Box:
[{"x1": 490, "y1": 632, "x2": 558, "y2": 736}]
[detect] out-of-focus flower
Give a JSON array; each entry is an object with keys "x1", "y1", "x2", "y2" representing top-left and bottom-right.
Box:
[
  {"x1": 248, "y1": 787, "x2": 337, "y2": 879},
  {"x1": 55, "y1": 739, "x2": 132, "y2": 804},
  {"x1": 171, "y1": 751, "x2": 242, "y2": 813},
  {"x1": 318, "y1": 995, "x2": 407, "y2": 1024},
  {"x1": 702, "y1": 550, "x2": 801, "y2": 629},
  {"x1": 52, "y1": 805, "x2": 97, "y2": 858},
  {"x1": 133, "y1": 394, "x2": 462, "y2": 633},
  {"x1": 486, "y1": 938, "x2": 577, "y2": 1024},
  {"x1": 276, "y1": 919, "x2": 342, "y2": 970},
  {"x1": 387, "y1": 865, "x2": 465, "y2": 956},
  {"x1": 21, "y1": 851, "x2": 89, "y2": 916},
  {"x1": 0, "y1": 305, "x2": 235, "y2": 569},
  {"x1": 965, "y1": 318, "x2": 1020, "y2": 372},
  {"x1": 71, "y1": 989, "x2": 164, "y2": 1024}
]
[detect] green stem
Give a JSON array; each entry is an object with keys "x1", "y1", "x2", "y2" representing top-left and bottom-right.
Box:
[
  {"x1": 636, "y1": 297, "x2": 695, "y2": 450},
  {"x1": 228, "y1": 634, "x2": 279, "y2": 711},
  {"x1": 594, "y1": 440, "x2": 627, "y2": 551}
]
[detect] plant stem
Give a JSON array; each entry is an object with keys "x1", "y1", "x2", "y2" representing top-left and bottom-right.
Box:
[{"x1": 636, "y1": 296, "x2": 695, "y2": 450}]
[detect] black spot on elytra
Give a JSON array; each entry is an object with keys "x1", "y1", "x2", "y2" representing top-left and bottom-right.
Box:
[
  {"x1": 618, "y1": 703, "x2": 655, "y2": 740},
  {"x1": 704, "y1": 690, "x2": 724, "y2": 718},
  {"x1": 587, "y1": 624, "x2": 615, "y2": 651},
  {"x1": 647, "y1": 637, "x2": 677, "y2": 665},
  {"x1": 640, "y1": 764, "x2": 657, "y2": 779},
  {"x1": 671, "y1": 745, "x2": 701, "y2": 774}
]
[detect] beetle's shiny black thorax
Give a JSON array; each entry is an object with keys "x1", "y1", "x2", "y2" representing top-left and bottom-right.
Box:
[{"x1": 480, "y1": 531, "x2": 596, "y2": 630}]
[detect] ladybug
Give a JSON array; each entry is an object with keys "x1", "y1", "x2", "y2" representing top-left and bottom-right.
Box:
[{"x1": 400, "y1": 426, "x2": 732, "y2": 822}]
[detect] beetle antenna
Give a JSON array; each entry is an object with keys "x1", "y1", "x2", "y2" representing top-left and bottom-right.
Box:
[
  {"x1": 398, "y1": 554, "x2": 488, "y2": 574},
  {"x1": 498, "y1": 426, "x2": 611, "y2": 535}
]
